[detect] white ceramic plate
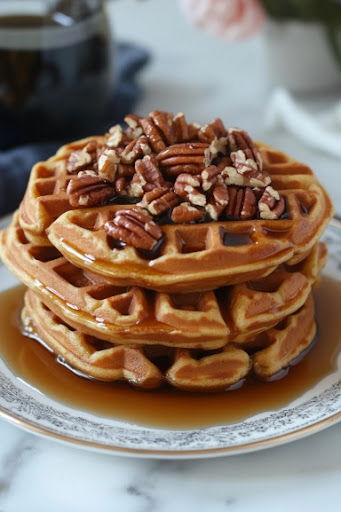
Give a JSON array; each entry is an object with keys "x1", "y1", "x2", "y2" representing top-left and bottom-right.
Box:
[{"x1": 0, "y1": 214, "x2": 340, "y2": 459}]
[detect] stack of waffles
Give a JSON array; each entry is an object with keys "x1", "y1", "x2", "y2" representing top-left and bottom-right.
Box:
[{"x1": 0, "y1": 111, "x2": 334, "y2": 391}]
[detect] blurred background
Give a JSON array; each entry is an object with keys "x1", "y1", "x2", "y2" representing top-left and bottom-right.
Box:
[{"x1": 0, "y1": 0, "x2": 340, "y2": 214}]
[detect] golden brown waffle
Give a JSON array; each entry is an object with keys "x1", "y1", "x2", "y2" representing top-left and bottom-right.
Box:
[
  {"x1": 22, "y1": 289, "x2": 162, "y2": 389},
  {"x1": 22, "y1": 289, "x2": 316, "y2": 391},
  {"x1": 18, "y1": 135, "x2": 333, "y2": 291},
  {"x1": 0, "y1": 213, "x2": 326, "y2": 349},
  {"x1": 19, "y1": 136, "x2": 107, "y2": 246},
  {"x1": 252, "y1": 293, "x2": 317, "y2": 378},
  {"x1": 46, "y1": 146, "x2": 332, "y2": 292}
]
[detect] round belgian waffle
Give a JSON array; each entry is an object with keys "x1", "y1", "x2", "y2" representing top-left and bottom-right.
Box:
[
  {"x1": 17, "y1": 129, "x2": 333, "y2": 292},
  {"x1": 22, "y1": 289, "x2": 317, "y2": 391},
  {"x1": 0, "y1": 214, "x2": 326, "y2": 349},
  {"x1": 46, "y1": 142, "x2": 332, "y2": 292}
]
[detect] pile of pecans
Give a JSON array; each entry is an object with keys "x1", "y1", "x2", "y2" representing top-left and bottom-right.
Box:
[{"x1": 66, "y1": 111, "x2": 286, "y2": 251}]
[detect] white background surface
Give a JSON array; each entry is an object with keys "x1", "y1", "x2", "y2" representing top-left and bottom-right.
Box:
[{"x1": 0, "y1": 1, "x2": 340, "y2": 511}]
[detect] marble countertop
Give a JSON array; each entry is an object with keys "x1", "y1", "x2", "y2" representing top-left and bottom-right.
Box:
[
  {"x1": 0, "y1": 420, "x2": 340, "y2": 512},
  {"x1": 0, "y1": 1, "x2": 341, "y2": 510}
]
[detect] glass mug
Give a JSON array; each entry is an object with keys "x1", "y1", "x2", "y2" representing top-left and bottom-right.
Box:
[{"x1": 0, "y1": 0, "x2": 115, "y2": 147}]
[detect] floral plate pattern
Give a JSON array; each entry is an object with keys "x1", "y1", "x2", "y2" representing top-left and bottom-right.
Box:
[{"x1": 0, "y1": 214, "x2": 340, "y2": 459}]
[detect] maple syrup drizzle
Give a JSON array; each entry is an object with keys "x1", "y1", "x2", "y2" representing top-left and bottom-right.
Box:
[{"x1": 0, "y1": 276, "x2": 340, "y2": 429}]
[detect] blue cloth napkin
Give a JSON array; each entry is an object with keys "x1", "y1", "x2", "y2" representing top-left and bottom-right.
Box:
[{"x1": 0, "y1": 42, "x2": 150, "y2": 217}]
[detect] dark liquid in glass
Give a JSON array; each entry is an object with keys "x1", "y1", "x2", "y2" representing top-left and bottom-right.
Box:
[{"x1": 0, "y1": 13, "x2": 114, "y2": 146}]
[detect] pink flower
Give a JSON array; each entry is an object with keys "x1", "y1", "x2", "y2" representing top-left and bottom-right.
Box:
[{"x1": 178, "y1": 0, "x2": 266, "y2": 40}]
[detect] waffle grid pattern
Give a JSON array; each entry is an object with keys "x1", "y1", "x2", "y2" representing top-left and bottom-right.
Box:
[
  {"x1": 1, "y1": 216, "x2": 326, "y2": 352},
  {"x1": 23, "y1": 289, "x2": 316, "y2": 391}
]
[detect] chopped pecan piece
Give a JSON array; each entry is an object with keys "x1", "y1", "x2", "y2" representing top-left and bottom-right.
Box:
[
  {"x1": 172, "y1": 112, "x2": 200, "y2": 142},
  {"x1": 138, "y1": 187, "x2": 180, "y2": 216},
  {"x1": 98, "y1": 149, "x2": 120, "y2": 182},
  {"x1": 149, "y1": 110, "x2": 176, "y2": 146},
  {"x1": 205, "y1": 183, "x2": 229, "y2": 220},
  {"x1": 216, "y1": 155, "x2": 232, "y2": 171},
  {"x1": 104, "y1": 208, "x2": 163, "y2": 251},
  {"x1": 171, "y1": 202, "x2": 205, "y2": 223},
  {"x1": 124, "y1": 114, "x2": 143, "y2": 139},
  {"x1": 120, "y1": 135, "x2": 151, "y2": 164},
  {"x1": 174, "y1": 173, "x2": 206, "y2": 207},
  {"x1": 78, "y1": 170, "x2": 97, "y2": 177},
  {"x1": 204, "y1": 137, "x2": 228, "y2": 166},
  {"x1": 124, "y1": 114, "x2": 141, "y2": 128},
  {"x1": 225, "y1": 187, "x2": 257, "y2": 220},
  {"x1": 227, "y1": 128, "x2": 263, "y2": 166},
  {"x1": 67, "y1": 174, "x2": 115, "y2": 207},
  {"x1": 162, "y1": 163, "x2": 202, "y2": 175},
  {"x1": 227, "y1": 128, "x2": 263, "y2": 169},
  {"x1": 172, "y1": 112, "x2": 189, "y2": 142},
  {"x1": 258, "y1": 186, "x2": 286, "y2": 220},
  {"x1": 222, "y1": 156, "x2": 271, "y2": 188},
  {"x1": 201, "y1": 165, "x2": 222, "y2": 192},
  {"x1": 139, "y1": 116, "x2": 168, "y2": 153},
  {"x1": 198, "y1": 118, "x2": 227, "y2": 143},
  {"x1": 66, "y1": 140, "x2": 98, "y2": 174},
  {"x1": 115, "y1": 176, "x2": 130, "y2": 196},
  {"x1": 129, "y1": 155, "x2": 166, "y2": 197},
  {"x1": 106, "y1": 125, "x2": 124, "y2": 148},
  {"x1": 157, "y1": 142, "x2": 209, "y2": 176},
  {"x1": 188, "y1": 122, "x2": 201, "y2": 140},
  {"x1": 117, "y1": 163, "x2": 135, "y2": 178}
]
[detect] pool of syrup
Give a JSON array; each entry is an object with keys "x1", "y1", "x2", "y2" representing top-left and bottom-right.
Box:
[{"x1": 0, "y1": 277, "x2": 340, "y2": 429}]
